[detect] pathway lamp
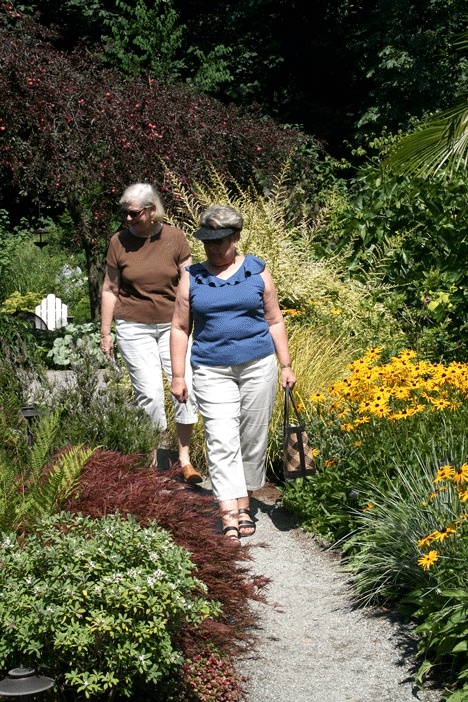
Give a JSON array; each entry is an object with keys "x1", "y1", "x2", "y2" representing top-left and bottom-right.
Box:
[
  {"x1": 0, "y1": 667, "x2": 54, "y2": 702},
  {"x1": 33, "y1": 229, "x2": 48, "y2": 250},
  {"x1": 19, "y1": 406, "x2": 40, "y2": 449}
]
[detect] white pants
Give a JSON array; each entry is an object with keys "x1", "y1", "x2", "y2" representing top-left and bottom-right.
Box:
[
  {"x1": 193, "y1": 354, "x2": 277, "y2": 501},
  {"x1": 116, "y1": 320, "x2": 198, "y2": 430}
]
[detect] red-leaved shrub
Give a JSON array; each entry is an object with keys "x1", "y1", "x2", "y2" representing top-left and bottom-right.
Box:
[{"x1": 63, "y1": 449, "x2": 269, "y2": 660}]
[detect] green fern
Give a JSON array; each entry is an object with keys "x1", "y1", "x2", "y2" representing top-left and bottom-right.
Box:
[
  {"x1": 0, "y1": 411, "x2": 96, "y2": 533},
  {"x1": 23, "y1": 444, "x2": 96, "y2": 526}
]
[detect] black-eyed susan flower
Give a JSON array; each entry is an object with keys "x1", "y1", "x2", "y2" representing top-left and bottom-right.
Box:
[
  {"x1": 452, "y1": 463, "x2": 468, "y2": 484},
  {"x1": 458, "y1": 490, "x2": 468, "y2": 503},
  {"x1": 418, "y1": 550, "x2": 439, "y2": 570},
  {"x1": 430, "y1": 525, "x2": 457, "y2": 542},
  {"x1": 418, "y1": 534, "x2": 435, "y2": 548},
  {"x1": 433, "y1": 465, "x2": 455, "y2": 483}
]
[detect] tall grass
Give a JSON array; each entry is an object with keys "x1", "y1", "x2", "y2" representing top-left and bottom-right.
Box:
[{"x1": 167, "y1": 164, "x2": 404, "y2": 355}]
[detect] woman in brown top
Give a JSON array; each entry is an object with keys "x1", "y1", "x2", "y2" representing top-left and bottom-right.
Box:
[{"x1": 100, "y1": 183, "x2": 201, "y2": 483}]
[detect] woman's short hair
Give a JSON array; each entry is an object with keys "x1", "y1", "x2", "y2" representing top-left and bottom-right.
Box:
[
  {"x1": 200, "y1": 205, "x2": 243, "y2": 232},
  {"x1": 120, "y1": 183, "x2": 165, "y2": 222}
]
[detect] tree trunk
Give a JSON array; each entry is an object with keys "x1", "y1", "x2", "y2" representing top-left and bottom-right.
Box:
[
  {"x1": 84, "y1": 238, "x2": 106, "y2": 322},
  {"x1": 67, "y1": 195, "x2": 107, "y2": 322}
]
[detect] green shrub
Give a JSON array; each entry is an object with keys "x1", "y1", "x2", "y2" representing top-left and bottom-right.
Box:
[
  {"x1": 0, "y1": 512, "x2": 219, "y2": 700},
  {"x1": 38, "y1": 355, "x2": 161, "y2": 457},
  {"x1": 331, "y1": 133, "x2": 468, "y2": 361}
]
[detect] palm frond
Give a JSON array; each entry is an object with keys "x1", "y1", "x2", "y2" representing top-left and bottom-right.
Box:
[{"x1": 388, "y1": 101, "x2": 468, "y2": 177}]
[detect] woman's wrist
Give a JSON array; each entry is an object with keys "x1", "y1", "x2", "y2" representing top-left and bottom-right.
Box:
[{"x1": 280, "y1": 363, "x2": 291, "y2": 369}]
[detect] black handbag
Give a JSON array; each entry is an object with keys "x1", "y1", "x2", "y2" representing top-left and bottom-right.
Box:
[{"x1": 283, "y1": 385, "x2": 317, "y2": 480}]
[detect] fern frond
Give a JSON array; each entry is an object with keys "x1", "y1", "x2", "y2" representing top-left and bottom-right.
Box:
[
  {"x1": 24, "y1": 444, "x2": 97, "y2": 525},
  {"x1": 28, "y1": 411, "x2": 60, "y2": 481},
  {"x1": 0, "y1": 458, "x2": 23, "y2": 533}
]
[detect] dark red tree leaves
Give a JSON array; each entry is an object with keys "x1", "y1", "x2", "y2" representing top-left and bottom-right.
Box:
[{"x1": 62, "y1": 449, "x2": 270, "y2": 657}]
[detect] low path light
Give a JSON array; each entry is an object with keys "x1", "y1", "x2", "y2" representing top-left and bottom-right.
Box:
[
  {"x1": 19, "y1": 407, "x2": 40, "y2": 449},
  {"x1": 0, "y1": 667, "x2": 54, "y2": 702}
]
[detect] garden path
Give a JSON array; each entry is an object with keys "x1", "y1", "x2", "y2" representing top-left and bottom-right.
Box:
[{"x1": 233, "y1": 483, "x2": 443, "y2": 702}]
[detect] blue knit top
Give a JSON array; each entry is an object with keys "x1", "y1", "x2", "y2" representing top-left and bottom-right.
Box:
[{"x1": 188, "y1": 254, "x2": 275, "y2": 367}]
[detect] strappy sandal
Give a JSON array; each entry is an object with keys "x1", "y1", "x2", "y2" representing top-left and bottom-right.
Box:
[
  {"x1": 238, "y1": 508, "x2": 256, "y2": 537},
  {"x1": 223, "y1": 525, "x2": 241, "y2": 546}
]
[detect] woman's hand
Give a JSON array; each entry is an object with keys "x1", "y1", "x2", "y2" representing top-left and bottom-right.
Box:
[
  {"x1": 170, "y1": 376, "x2": 188, "y2": 403},
  {"x1": 281, "y1": 366, "x2": 296, "y2": 389},
  {"x1": 100, "y1": 333, "x2": 114, "y2": 357}
]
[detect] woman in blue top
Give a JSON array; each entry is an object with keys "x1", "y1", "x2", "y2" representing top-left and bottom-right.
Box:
[{"x1": 170, "y1": 205, "x2": 296, "y2": 544}]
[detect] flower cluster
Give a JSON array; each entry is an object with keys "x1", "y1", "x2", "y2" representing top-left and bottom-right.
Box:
[
  {"x1": 310, "y1": 348, "x2": 468, "y2": 431},
  {"x1": 416, "y1": 463, "x2": 468, "y2": 570}
]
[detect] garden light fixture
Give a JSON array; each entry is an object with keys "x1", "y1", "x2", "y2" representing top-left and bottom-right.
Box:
[
  {"x1": 0, "y1": 667, "x2": 54, "y2": 702},
  {"x1": 19, "y1": 406, "x2": 40, "y2": 449}
]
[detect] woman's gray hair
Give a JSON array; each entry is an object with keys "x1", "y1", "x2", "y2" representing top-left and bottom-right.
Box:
[
  {"x1": 120, "y1": 183, "x2": 165, "y2": 222},
  {"x1": 200, "y1": 205, "x2": 243, "y2": 231}
]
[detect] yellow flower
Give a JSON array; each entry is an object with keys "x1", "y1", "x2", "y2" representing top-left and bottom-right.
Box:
[
  {"x1": 296, "y1": 402, "x2": 305, "y2": 413},
  {"x1": 363, "y1": 502, "x2": 375, "y2": 511},
  {"x1": 324, "y1": 458, "x2": 337, "y2": 468},
  {"x1": 354, "y1": 440, "x2": 362, "y2": 447},
  {"x1": 389, "y1": 409, "x2": 412, "y2": 421},
  {"x1": 428, "y1": 398, "x2": 451, "y2": 411},
  {"x1": 433, "y1": 465, "x2": 455, "y2": 483},
  {"x1": 311, "y1": 448, "x2": 320, "y2": 457},
  {"x1": 430, "y1": 525, "x2": 457, "y2": 542},
  {"x1": 340, "y1": 423, "x2": 355, "y2": 432},
  {"x1": 428, "y1": 486, "x2": 447, "y2": 501},
  {"x1": 418, "y1": 534, "x2": 435, "y2": 548},
  {"x1": 418, "y1": 550, "x2": 439, "y2": 570},
  {"x1": 350, "y1": 417, "x2": 369, "y2": 427},
  {"x1": 452, "y1": 463, "x2": 468, "y2": 484},
  {"x1": 330, "y1": 308, "x2": 342, "y2": 315},
  {"x1": 458, "y1": 490, "x2": 468, "y2": 503},
  {"x1": 282, "y1": 308, "x2": 303, "y2": 316},
  {"x1": 309, "y1": 393, "x2": 326, "y2": 403}
]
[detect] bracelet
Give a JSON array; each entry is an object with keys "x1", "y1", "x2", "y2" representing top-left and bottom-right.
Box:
[{"x1": 280, "y1": 363, "x2": 291, "y2": 369}]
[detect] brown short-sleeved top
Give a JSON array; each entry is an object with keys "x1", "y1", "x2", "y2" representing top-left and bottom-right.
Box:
[{"x1": 106, "y1": 224, "x2": 191, "y2": 324}]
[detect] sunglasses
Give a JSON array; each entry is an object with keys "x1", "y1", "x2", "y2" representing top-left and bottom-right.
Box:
[
  {"x1": 205, "y1": 235, "x2": 231, "y2": 246},
  {"x1": 122, "y1": 207, "x2": 148, "y2": 219}
]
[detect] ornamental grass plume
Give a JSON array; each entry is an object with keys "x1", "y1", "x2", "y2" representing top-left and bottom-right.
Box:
[{"x1": 166, "y1": 164, "x2": 402, "y2": 353}]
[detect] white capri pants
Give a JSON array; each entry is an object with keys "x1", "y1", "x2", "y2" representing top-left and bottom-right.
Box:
[
  {"x1": 193, "y1": 354, "x2": 277, "y2": 501},
  {"x1": 116, "y1": 320, "x2": 198, "y2": 430}
]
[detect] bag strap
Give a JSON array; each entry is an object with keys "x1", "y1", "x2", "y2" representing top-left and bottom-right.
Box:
[{"x1": 284, "y1": 385, "x2": 302, "y2": 426}]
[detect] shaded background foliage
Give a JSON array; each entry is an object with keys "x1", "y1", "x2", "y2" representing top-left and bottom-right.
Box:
[{"x1": 12, "y1": 0, "x2": 468, "y2": 150}]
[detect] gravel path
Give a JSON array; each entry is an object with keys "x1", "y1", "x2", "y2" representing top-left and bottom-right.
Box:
[{"x1": 235, "y1": 484, "x2": 443, "y2": 702}]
